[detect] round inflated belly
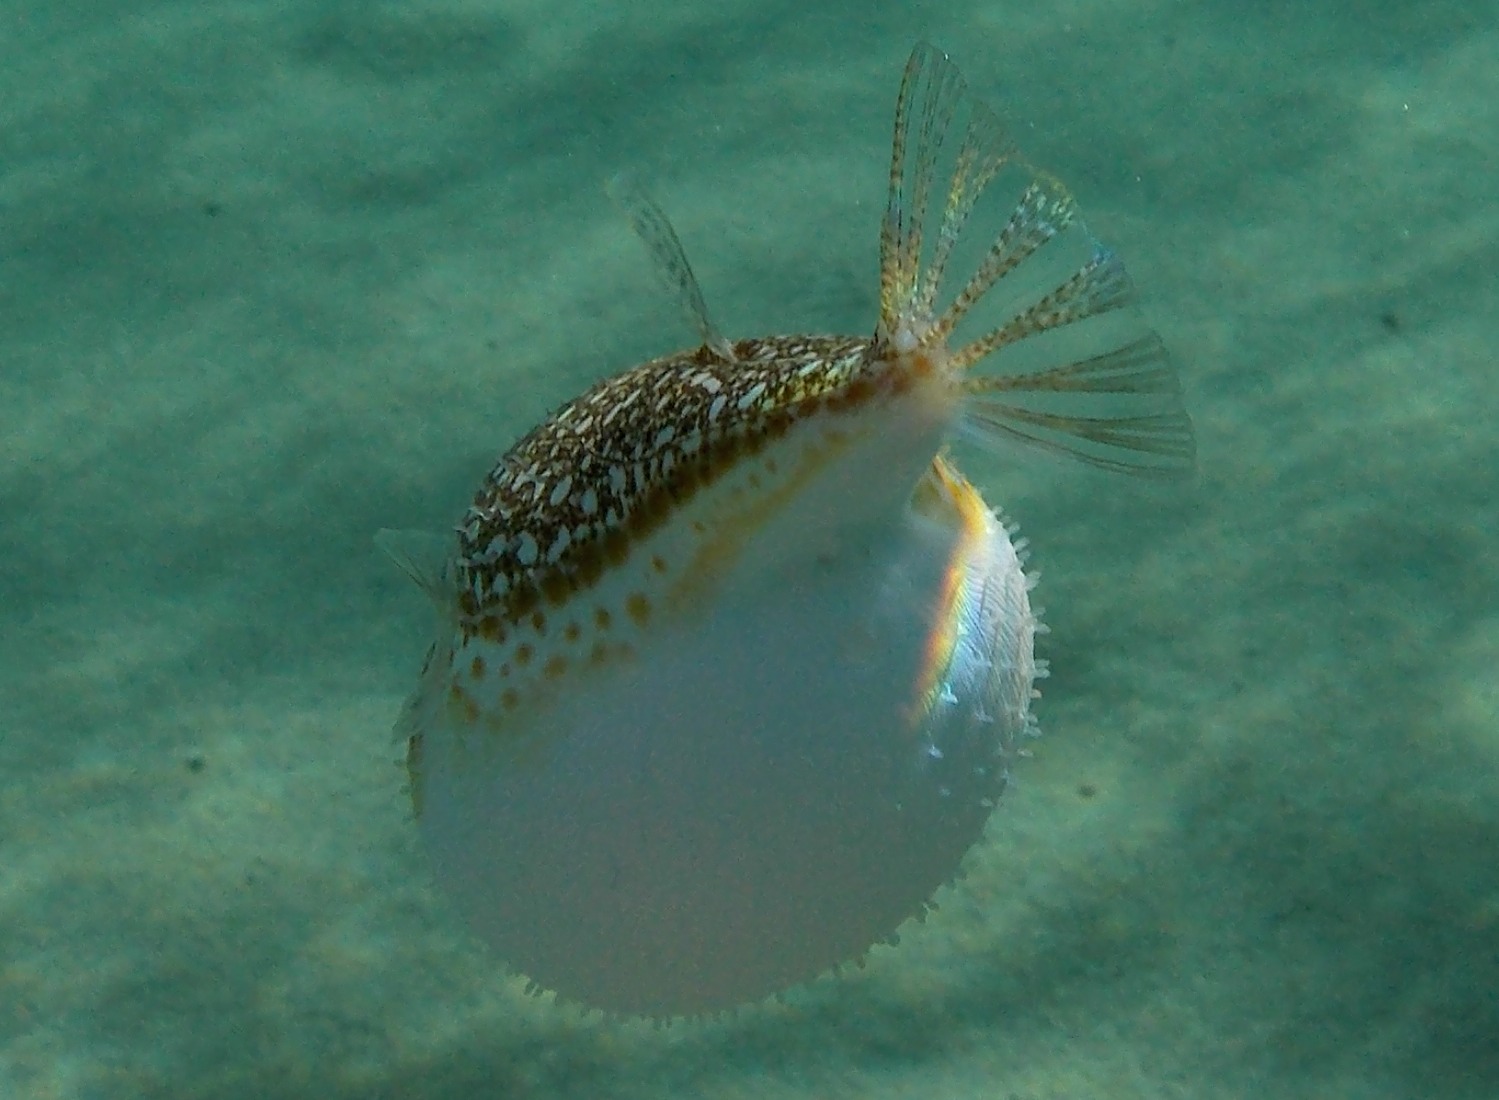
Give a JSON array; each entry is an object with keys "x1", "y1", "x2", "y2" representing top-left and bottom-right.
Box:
[{"x1": 409, "y1": 479, "x2": 1036, "y2": 1017}]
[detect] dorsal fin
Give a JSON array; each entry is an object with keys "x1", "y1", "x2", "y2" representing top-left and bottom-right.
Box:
[{"x1": 606, "y1": 174, "x2": 737, "y2": 364}]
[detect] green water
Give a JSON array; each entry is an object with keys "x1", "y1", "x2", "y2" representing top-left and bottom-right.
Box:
[{"x1": 2, "y1": 1, "x2": 1495, "y2": 1097}]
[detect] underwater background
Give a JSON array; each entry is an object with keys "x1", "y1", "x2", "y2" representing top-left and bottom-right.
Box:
[{"x1": 2, "y1": 0, "x2": 1496, "y2": 1097}]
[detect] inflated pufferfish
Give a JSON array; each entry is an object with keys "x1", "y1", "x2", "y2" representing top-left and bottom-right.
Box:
[{"x1": 385, "y1": 43, "x2": 1194, "y2": 1019}]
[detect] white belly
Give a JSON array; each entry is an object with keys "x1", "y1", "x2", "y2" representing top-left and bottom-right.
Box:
[{"x1": 402, "y1": 450, "x2": 1037, "y2": 1017}]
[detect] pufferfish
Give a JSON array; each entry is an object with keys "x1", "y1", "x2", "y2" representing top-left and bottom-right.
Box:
[{"x1": 384, "y1": 43, "x2": 1193, "y2": 1019}]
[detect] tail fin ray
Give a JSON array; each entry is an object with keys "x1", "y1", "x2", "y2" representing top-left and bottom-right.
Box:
[
  {"x1": 878, "y1": 43, "x2": 1195, "y2": 479},
  {"x1": 960, "y1": 336, "x2": 1196, "y2": 478}
]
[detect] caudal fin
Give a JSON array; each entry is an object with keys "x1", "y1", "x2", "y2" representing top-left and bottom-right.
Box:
[{"x1": 877, "y1": 43, "x2": 1195, "y2": 479}]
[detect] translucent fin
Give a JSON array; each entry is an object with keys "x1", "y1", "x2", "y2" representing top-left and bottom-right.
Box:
[
  {"x1": 375, "y1": 528, "x2": 455, "y2": 602},
  {"x1": 606, "y1": 174, "x2": 737, "y2": 363},
  {"x1": 877, "y1": 43, "x2": 1195, "y2": 479},
  {"x1": 879, "y1": 44, "x2": 968, "y2": 348},
  {"x1": 959, "y1": 335, "x2": 1196, "y2": 478}
]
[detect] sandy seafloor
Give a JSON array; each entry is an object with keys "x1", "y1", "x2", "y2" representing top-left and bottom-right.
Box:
[{"x1": 2, "y1": 0, "x2": 1497, "y2": 1097}]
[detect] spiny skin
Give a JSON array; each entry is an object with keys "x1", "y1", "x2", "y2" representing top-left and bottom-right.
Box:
[
  {"x1": 455, "y1": 334, "x2": 939, "y2": 636},
  {"x1": 390, "y1": 40, "x2": 1191, "y2": 1019}
]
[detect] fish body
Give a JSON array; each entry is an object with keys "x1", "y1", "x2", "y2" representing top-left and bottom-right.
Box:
[{"x1": 389, "y1": 43, "x2": 1192, "y2": 1018}]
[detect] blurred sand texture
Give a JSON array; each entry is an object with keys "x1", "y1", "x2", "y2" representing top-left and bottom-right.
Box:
[{"x1": 2, "y1": 1, "x2": 1496, "y2": 1097}]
